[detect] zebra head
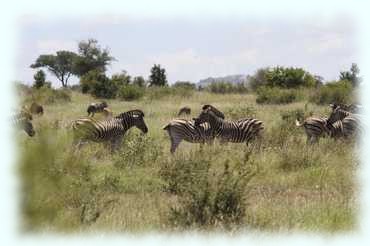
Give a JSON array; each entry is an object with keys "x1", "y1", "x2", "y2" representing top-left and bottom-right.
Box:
[
  {"x1": 327, "y1": 106, "x2": 351, "y2": 124},
  {"x1": 201, "y1": 104, "x2": 225, "y2": 119},
  {"x1": 100, "y1": 101, "x2": 108, "y2": 108},
  {"x1": 193, "y1": 106, "x2": 215, "y2": 127},
  {"x1": 23, "y1": 120, "x2": 35, "y2": 137},
  {"x1": 122, "y1": 109, "x2": 148, "y2": 134}
]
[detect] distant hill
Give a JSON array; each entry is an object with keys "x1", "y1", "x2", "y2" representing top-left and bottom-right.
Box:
[{"x1": 197, "y1": 74, "x2": 248, "y2": 87}]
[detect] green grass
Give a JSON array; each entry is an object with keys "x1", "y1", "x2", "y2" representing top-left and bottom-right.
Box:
[{"x1": 17, "y1": 90, "x2": 358, "y2": 233}]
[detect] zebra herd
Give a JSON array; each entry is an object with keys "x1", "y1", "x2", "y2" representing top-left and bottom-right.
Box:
[
  {"x1": 295, "y1": 103, "x2": 362, "y2": 144},
  {"x1": 14, "y1": 100, "x2": 362, "y2": 153}
]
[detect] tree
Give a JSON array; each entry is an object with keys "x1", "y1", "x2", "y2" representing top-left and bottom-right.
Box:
[
  {"x1": 264, "y1": 66, "x2": 316, "y2": 88},
  {"x1": 80, "y1": 70, "x2": 118, "y2": 98},
  {"x1": 132, "y1": 76, "x2": 146, "y2": 87},
  {"x1": 339, "y1": 63, "x2": 361, "y2": 87},
  {"x1": 73, "y1": 39, "x2": 115, "y2": 77},
  {"x1": 247, "y1": 67, "x2": 269, "y2": 90},
  {"x1": 111, "y1": 70, "x2": 131, "y2": 87},
  {"x1": 149, "y1": 64, "x2": 167, "y2": 87},
  {"x1": 30, "y1": 51, "x2": 77, "y2": 87},
  {"x1": 33, "y1": 70, "x2": 46, "y2": 89}
]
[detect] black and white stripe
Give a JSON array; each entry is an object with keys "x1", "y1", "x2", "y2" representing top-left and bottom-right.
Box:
[
  {"x1": 163, "y1": 105, "x2": 226, "y2": 153},
  {"x1": 327, "y1": 107, "x2": 362, "y2": 138},
  {"x1": 12, "y1": 112, "x2": 35, "y2": 137},
  {"x1": 72, "y1": 109, "x2": 148, "y2": 150},
  {"x1": 193, "y1": 106, "x2": 264, "y2": 144}
]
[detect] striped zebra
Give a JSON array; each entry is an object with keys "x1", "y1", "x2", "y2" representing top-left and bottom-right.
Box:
[
  {"x1": 72, "y1": 109, "x2": 148, "y2": 150},
  {"x1": 163, "y1": 105, "x2": 225, "y2": 153},
  {"x1": 12, "y1": 112, "x2": 35, "y2": 137},
  {"x1": 193, "y1": 106, "x2": 264, "y2": 144},
  {"x1": 329, "y1": 103, "x2": 362, "y2": 114},
  {"x1": 327, "y1": 106, "x2": 362, "y2": 138},
  {"x1": 177, "y1": 106, "x2": 191, "y2": 116},
  {"x1": 295, "y1": 117, "x2": 330, "y2": 143}
]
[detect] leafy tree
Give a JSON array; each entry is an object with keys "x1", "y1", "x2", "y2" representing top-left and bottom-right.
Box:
[
  {"x1": 33, "y1": 70, "x2": 46, "y2": 89},
  {"x1": 73, "y1": 39, "x2": 115, "y2": 77},
  {"x1": 247, "y1": 67, "x2": 269, "y2": 90},
  {"x1": 339, "y1": 63, "x2": 361, "y2": 87},
  {"x1": 149, "y1": 64, "x2": 168, "y2": 87},
  {"x1": 132, "y1": 76, "x2": 146, "y2": 87},
  {"x1": 80, "y1": 70, "x2": 117, "y2": 98},
  {"x1": 264, "y1": 66, "x2": 316, "y2": 88},
  {"x1": 111, "y1": 70, "x2": 131, "y2": 87},
  {"x1": 31, "y1": 51, "x2": 77, "y2": 87}
]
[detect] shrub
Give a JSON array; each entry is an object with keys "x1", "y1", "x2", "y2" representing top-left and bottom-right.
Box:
[
  {"x1": 265, "y1": 66, "x2": 317, "y2": 88},
  {"x1": 205, "y1": 82, "x2": 248, "y2": 94},
  {"x1": 21, "y1": 86, "x2": 72, "y2": 105},
  {"x1": 256, "y1": 87, "x2": 297, "y2": 104},
  {"x1": 33, "y1": 70, "x2": 46, "y2": 89},
  {"x1": 145, "y1": 86, "x2": 194, "y2": 100},
  {"x1": 114, "y1": 132, "x2": 163, "y2": 168},
  {"x1": 117, "y1": 84, "x2": 145, "y2": 101},
  {"x1": 309, "y1": 80, "x2": 352, "y2": 105},
  {"x1": 161, "y1": 150, "x2": 256, "y2": 229},
  {"x1": 80, "y1": 70, "x2": 117, "y2": 98}
]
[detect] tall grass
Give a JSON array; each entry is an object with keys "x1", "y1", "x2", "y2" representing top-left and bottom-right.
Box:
[{"x1": 17, "y1": 90, "x2": 358, "y2": 233}]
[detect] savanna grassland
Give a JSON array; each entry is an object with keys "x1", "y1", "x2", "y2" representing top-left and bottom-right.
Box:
[{"x1": 17, "y1": 87, "x2": 358, "y2": 234}]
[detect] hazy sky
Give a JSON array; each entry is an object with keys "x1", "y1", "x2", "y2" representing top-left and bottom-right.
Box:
[{"x1": 15, "y1": 15, "x2": 357, "y2": 86}]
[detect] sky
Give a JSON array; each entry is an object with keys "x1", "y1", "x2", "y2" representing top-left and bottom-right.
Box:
[{"x1": 15, "y1": 14, "x2": 357, "y2": 87}]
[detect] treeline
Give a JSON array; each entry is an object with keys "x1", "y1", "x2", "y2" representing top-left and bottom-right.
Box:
[{"x1": 28, "y1": 38, "x2": 360, "y2": 104}]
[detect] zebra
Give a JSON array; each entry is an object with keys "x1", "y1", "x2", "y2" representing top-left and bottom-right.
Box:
[
  {"x1": 295, "y1": 117, "x2": 330, "y2": 143},
  {"x1": 193, "y1": 106, "x2": 264, "y2": 144},
  {"x1": 327, "y1": 106, "x2": 362, "y2": 138},
  {"x1": 72, "y1": 109, "x2": 148, "y2": 151},
  {"x1": 177, "y1": 106, "x2": 191, "y2": 116},
  {"x1": 12, "y1": 113, "x2": 35, "y2": 137},
  {"x1": 87, "y1": 101, "x2": 108, "y2": 117},
  {"x1": 329, "y1": 103, "x2": 362, "y2": 113},
  {"x1": 163, "y1": 105, "x2": 225, "y2": 153}
]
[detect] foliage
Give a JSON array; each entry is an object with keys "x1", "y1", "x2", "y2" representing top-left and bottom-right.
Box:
[
  {"x1": 205, "y1": 82, "x2": 248, "y2": 94},
  {"x1": 132, "y1": 76, "x2": 146, "y2": 87},
  {"x1": 73, "y1": 39, "x2": 115, "y2": 77},
  {"x1": 80, "y1": 70, "x2": 117, "y2": 99},
  {"x1": 149, "y1": 64, "x2": 168, "y2": 87},
  {"x1": 33, "y1": 70, "x2": 46, "y2": 89},
  {"x1": 161, "y1": 150, "x2": 256, "y2": 229},
  {"x1": 117, "y1": 84, "x2": 145, "y2": 101},
  {"x1": 30, "y1": 50, "x2": 78, "y2": 87},
  {"x1": 247, "y1": 67, "x2": 270, "y2": 90},
  {"x1": 111, "y1": 70, "x2": 131, "y2": 87},
  {"x1": 256, "y1": 86, "x2": 297, "y2": 104},
  {"x1": 172, "y1": 81, "x2": 196, "y2": 90},
  {"x1": 309, "y1": 80, "x2": 353, "y2": 105},
  {"x1": 339, "y1": 63, "x2": 361, "y2": 87},
  {"x1": 264, "y1": 66, "x2": 317, "y2": 88}
]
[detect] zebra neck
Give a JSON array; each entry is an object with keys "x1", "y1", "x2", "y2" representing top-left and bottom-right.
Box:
[
  {"x1": 208, "y1": 113, "x2": 223, "y2": 133},
  {"x1": 119, "y1": 116, "x2": 134, "y2": 130}
]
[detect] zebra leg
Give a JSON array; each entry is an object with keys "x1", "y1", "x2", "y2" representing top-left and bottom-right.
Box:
[{"x1": 170, "y1": 137, "x2": 182, "y2": 154}]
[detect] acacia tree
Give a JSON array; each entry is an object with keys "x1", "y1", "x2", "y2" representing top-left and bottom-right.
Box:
[
  {"x1": 73, "y1": 39, "x2": 116, "y2": 77},
  {"x1": 149, "y1": 64, "x2": 167, "y2": 87},
  {"x1": 30, "y1": 50, "x2": 77, "y2": 87}
]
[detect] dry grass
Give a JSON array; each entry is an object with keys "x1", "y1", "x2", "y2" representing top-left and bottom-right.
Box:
[{"x1": 17, "y1": 90, "x2": 358, "y2": 233}]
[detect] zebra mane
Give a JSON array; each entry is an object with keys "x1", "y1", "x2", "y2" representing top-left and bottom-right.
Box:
[
  {"x1": 202, "y1": 104, "x2": 225, "y2": 119},
  {"x1": 116, "y1": 109, "x2": 145, "y2": 118}
]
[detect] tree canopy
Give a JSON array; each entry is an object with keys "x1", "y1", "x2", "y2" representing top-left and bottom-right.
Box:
[
  {"x1": 33, "y1": 70, "x2": 46, "y2": 89},
  {"x1": 339, "y1": 63, "x2": 361, "y2": 87},
  {"x1": 149, "y1": 64, "x2": 168, "y2": 87},
  {"x1": 73, "y1": 39, "x2": 116, "y2": 77},
  {"x1": 30, "y1": 50, "x2": 77, "y2": 87}
]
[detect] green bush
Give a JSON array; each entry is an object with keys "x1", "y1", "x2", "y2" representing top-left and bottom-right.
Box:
[
  {"x1": 145, "y1": 86, "x2": 194, "y2": 100},
  {"x1": 205, "y1": 82, "x2": 248, "y2": 94},
  {"x1": 80, "y1": 70, "x2": 117, "y2": 99},
  {"x1": 117, "y1": 84, "x2": 145, "y2": 101},
  {"x1": 309, "y1": 80, "x2": 352, "y2": 105},
  {"x1": 256, "y1": 87, "x2": 297, "y2": 104},
  {"x1": 161, "y1": 150, "x2": 256, "y2": 229}
]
